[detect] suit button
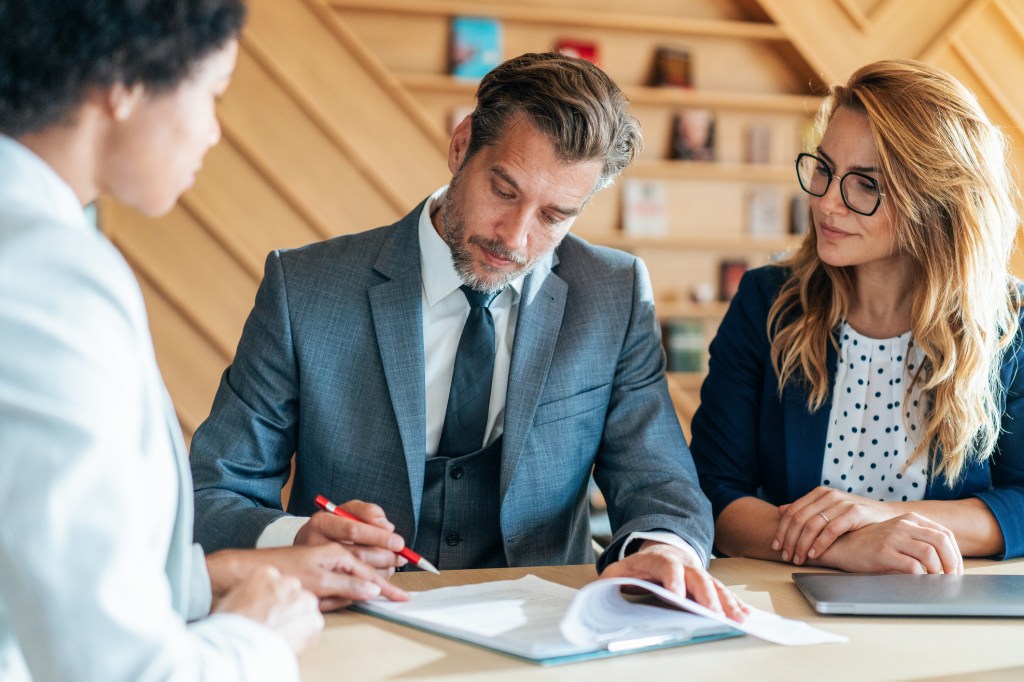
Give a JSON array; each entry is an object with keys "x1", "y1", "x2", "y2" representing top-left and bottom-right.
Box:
[
  {"x1": 446, "y1": 532, "x2": 462, "y2": 546},
  {"x1": 450, "y1": 466, "x2": 464, "y2": 480}
]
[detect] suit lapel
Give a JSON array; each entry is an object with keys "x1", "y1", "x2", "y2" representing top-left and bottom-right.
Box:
[
  {"x1": 368, "y1": 211, "x2": 428, "y2": 530},
  {"x1": 784, "y1": 339, "x2": 838, "y2": 499},
  {"x1": 499, "y1": 260, "x2": 567, "y2": 503}
]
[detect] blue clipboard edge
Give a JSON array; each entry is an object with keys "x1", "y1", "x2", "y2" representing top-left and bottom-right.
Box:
[{"x1": 350, "y1": 603, "x2": 745, "y2": 666}]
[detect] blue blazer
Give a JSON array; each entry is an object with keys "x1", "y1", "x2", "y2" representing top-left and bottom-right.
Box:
[
  {"x1": 691, "y1": 265, "x2": 1024, "y2": 558},
  {"x1": 190, "y1": 200, "x2": 712, "y2": 569}
]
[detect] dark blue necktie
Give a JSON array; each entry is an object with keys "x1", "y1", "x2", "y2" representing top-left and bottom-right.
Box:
[{"x1": 437, "y1": 285, "x2": 499, "y2": 457}]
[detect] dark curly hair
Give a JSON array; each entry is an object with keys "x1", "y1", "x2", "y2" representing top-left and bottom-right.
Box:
[{"x1": 0, "y1": 0, "x2": 247, "y2": 137}]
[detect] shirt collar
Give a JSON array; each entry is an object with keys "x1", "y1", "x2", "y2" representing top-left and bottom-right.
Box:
[
  {"x1": 0, "y1": 135, "x2": 88, "y2": 231},
  {"x1": 418, "y1": 186, "x2": 537, "y2": 308}
]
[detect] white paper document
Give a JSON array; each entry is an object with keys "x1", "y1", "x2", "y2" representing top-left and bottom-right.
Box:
[
  {"x1": 354, "y1": 574, "x2": 844, "y2": 665},
  {"x1": 567, "y1": 577, "x2": 847, "y2": 646}
]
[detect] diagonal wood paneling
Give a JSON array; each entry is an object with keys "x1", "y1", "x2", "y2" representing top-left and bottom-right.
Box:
[
  {"x1": 103, "y1": 0, "x2": 452, "y2": 438},
  {"x1": 100, "y1": 0, "x2": 1024, "y2": 438},
  {"x1": 755, "y1": 0, "x2": 980, "y2": 83}
]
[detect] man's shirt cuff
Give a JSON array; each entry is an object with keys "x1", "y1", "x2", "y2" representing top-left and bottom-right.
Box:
[
  {"x1": 621, "y1": 530, "x2": 705, "y2": 567},
  {"x1": 255, "y1": 516, "x2": 309, "y2": 548}
]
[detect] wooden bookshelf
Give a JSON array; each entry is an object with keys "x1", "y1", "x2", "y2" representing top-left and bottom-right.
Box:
[
  {"x1": 628, "y1": 159, "x2": 794, "y2": 183},
  {"x1": 328, "y1": 0, "x2": 788, "y2": 40},
  {"x1": 583, "y1": 232, "x2": 802, "y2": 254},
  {"x1": 395, "y1": 73, "x2": 825, "y2": 114}
]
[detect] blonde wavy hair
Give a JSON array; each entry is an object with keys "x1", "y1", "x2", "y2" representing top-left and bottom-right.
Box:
[{"x1": 768, "y1": 59, "x2": 1021, "y2": 485}]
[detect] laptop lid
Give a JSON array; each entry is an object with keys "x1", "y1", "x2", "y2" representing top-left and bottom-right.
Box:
[{"x1": 792, "y1": 572, "x2": 1024, "y2": 616}]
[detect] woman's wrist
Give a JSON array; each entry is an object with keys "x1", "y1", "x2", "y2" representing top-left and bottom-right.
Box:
[{"x1": 206, "y1": 549, "x2": 248, "y2": 599}]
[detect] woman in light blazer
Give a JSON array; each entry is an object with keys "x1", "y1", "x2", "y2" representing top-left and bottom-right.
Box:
[
  {"x1": 0, "y1": 2, "x2": 403, "y2": 679},
  {"x1": 691, "y1": 60, "x2": 1024, "y2": 574}
]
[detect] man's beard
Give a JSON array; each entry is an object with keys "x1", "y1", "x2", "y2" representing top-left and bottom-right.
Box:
[{"x1": 442, "y1": 171, "x2": 533, "y2": 294}]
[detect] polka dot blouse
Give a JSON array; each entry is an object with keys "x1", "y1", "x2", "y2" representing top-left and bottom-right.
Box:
[{"x1": 820, "y1": 322, "x2": 928, "y2": 502}]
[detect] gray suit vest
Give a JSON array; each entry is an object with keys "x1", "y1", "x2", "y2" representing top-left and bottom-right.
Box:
[{"x1": 412, "y1": 436, "x2": 507, "y2": 569}]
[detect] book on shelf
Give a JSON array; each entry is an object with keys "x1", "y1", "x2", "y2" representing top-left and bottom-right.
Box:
[
  {"x1": 746, "y1": 185, "x2": 785, "y2": 236},
  {"x1": 669, "y1": 109, "x2": 715, "y2": 161},
  {"x1": 719, "y1": 259, "x2": 748, "y2": 301},
  {"x1": 620, "y1": 178, "x2": 668, "y2": 236},
  {"x1": 555, "y1": 38, "x2": 599, "y2": 65},
  {"x1": 449, "y1": 16, "x2": 502, "y2": 80},
  {"x1": 663, "y1": 319, "x2": 705, "y2": 373},
  {"x1": 790, "y1": 191, "x2": 810, "y2": 235},
  {"x1": 744, "y1": 122, "x2": 772, "y2": 164},
  {"x1": 651, "y1": 46, "x2": 693, "y2": 88}
]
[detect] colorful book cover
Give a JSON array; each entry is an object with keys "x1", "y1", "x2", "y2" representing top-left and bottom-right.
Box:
[
  {"x1": 663, "y1": 319, "x2": 706, "y2": 372},
  {"x1": 718, "y1": 260, "x2": 748, "y2": 301},
  {"x1": 670, "y1": 109, "x2": 715, "y2": 161},
  {"x1": 555, "y1": 38, "x2": 600, "y2": 65},
  {"x1": 747, "y1": 185, "x2": 785, "y2": 237},
  {"x1": 450, "y1": 16, "x2": 503, "y2": 80},
  {"x1": 651, "y1": 46, "x2": 693, "y2": 88},
  {"x1": 621, "y1": 178, "x2": 668, "y2": 236},
  {"x1": 744, "y1": 122, "x2": 772, "y2": 164},
  {"x1": 790, "y1": 191, "x2": 810, "y2": 235}
]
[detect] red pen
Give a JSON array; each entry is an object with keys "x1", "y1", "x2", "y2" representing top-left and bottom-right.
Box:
[{"x1": 314, "y1": 494, "x2": 440, "y2": 575}]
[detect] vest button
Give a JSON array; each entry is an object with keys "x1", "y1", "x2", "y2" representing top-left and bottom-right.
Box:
[
  {"x1": 450, "y1": 466, "x2": 465, "y2": 480},
  {"x1": 445, "y1": 532, "x2": 462, "y2": 546}
]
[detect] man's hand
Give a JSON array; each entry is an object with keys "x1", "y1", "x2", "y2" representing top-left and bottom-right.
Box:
[
  {"x1": 208, "y1": 543, "x2": 410, "y2": 612},
  {"x1": 817, "y1": 513, "x2": 963, "y2": 574},
  {"x1": 599, "y1": 541, "x2": 748, "y2": 622},
  {"x1": 294, "y1": 499, "x2": 407, "y2": 576},
  {"x1": 774, "y1": 486, "x2": 900, "y2": 565}
]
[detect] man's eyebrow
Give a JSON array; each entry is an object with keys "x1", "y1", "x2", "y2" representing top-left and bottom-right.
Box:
[
  {"x1": 492, "y1": 166, "x2": 582, "y2": 217},
  {"x1": 492, "y1": 166, "x2": 521, "y2": 193}
]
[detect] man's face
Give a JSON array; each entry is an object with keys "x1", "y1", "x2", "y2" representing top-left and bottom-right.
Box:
[{"x1": 439, "y1": 114, "x2": 604, "y2": 293}]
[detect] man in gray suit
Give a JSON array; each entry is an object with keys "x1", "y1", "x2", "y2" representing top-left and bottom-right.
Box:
[{"x1": 191, "y1": 52, "x2": 743, "y2": 616}]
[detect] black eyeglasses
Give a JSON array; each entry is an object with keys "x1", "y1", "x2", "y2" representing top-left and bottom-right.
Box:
[{"x1": 795, "y1": 152, "x2": 884, "y2": 217}]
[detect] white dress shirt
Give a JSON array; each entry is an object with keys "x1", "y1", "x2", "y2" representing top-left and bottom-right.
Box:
[
  {"x1": 0, "y1": 136, "x2": 296, "y2": 681},
  {"x1": 260, "y1": 188, "x2": 701, "y2": 566}
]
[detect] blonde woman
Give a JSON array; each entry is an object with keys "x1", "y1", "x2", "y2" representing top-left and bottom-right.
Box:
[{"x1": 690, "y1": 59, "x2": 1024, "y2": 573}]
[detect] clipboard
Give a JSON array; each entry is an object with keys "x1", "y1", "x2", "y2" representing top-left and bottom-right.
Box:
[{"x1": 351, "y1": 575, "x2": 742, "y2": 666}]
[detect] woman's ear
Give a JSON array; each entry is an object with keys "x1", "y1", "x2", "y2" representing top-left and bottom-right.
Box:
[{"x1": 106, "y1": 82, "x2": 145, "y2": 122}]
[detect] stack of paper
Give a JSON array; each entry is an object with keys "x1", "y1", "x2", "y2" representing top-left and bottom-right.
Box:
[{"x1": 354, "y1": 575, "x2": 845, "y2": 665}]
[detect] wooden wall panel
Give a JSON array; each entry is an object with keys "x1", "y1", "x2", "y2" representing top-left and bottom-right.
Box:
[
  {"x1": 754, "y1": 0, "x2": 978, "y2": 83},
  {"x1": 219, "y1": 47, "x2": 402, "y2": 234},
  {"x1": 339, "y1": 10, "x2": 809, "y2": 95},
  {"x1": 186, "y1": 138, "x2": 324, "y2": 273},
  {"x1": 137, "y1": 274, "x2": 230, "y2": 439},
  {"x1": 244, "y1": 0, "x2": 449, "y2": 203},
  {"x1": 107, "y1": 201, "x2": 257, "y2": 357},
  {"x1": 98, "y1": 0, "x2": 1024, "y2": 439}
]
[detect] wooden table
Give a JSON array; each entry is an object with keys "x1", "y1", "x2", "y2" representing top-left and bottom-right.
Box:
[{"x1": 299, "y1": 557, "x2": 1024, "y2": 681}]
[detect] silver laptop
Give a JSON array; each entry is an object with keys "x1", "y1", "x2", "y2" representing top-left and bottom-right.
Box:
[{"x1": 793, "y1": 572, "x2": 1024, "y2": 616}]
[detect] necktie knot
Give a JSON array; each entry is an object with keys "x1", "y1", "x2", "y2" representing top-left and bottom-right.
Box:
[{"x1": 460, "y1": 285, "x2": 499, "y2": 309}]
